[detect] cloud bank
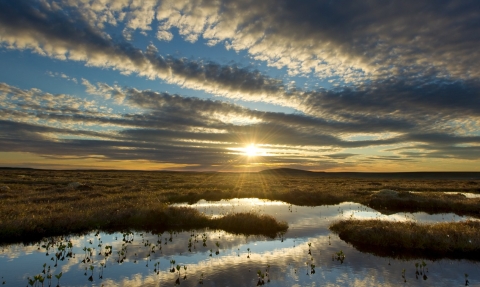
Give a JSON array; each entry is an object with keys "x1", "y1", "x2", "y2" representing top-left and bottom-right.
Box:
[
  {"x1": 1, "y1": 81, "x2": 479, "y2": 170},
  {"x1": 0, "y1": 0, "x2": 479, "y2": 170}
]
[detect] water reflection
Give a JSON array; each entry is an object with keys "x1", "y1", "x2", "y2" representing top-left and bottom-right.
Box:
[
  {"x1": 175, "y1": 198, "x2": 476, "y2": 225},
  {"x1": 0, "y1": 199, "x2": 478, "y2": 286}
]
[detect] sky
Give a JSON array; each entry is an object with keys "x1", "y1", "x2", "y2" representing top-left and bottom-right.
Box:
[{"x1": 0, "y1": 0, "x2": 479, "y2": 172}]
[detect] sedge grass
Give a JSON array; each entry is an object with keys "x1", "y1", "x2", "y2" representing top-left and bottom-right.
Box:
[
  {"x1": 213, "y1": 212, "x2": 288, "y2": 237},
  {"x1": 1, "y1": 169, "x2": 479, "y2": 243},
  {"x1": 0, "y1": 204, "x2": 288, "y2": 244},
  {"x1": 330, "y1": 219, "x2": 480, "y2": 260}
]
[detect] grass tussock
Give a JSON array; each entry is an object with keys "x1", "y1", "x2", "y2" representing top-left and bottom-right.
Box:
[
  {"x1": 0, "y1": 203, "x2": 288, "y2": 244},
  {"x1": 330, "y1": 219, "x2": 480, "y2": 260},
  {"x1": 214, "y1": 212, "x2": 288, "y2": 237},
  {"x1": 365, "y1": 190, "x2": 480, "y2": 217}
]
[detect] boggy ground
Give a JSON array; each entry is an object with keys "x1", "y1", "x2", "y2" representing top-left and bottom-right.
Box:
[
  {"x1": 0, "y1": 201, "x2": 288, "y2": 244},
  {"x1": 330, "y1": 219, "x2": 480, "y2": 260},
  {"x1": 0, "y1": 168, "x2": 479, "y2": 244}
]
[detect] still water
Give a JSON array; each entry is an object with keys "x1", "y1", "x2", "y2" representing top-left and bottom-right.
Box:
[{"x1": 1, "y1": 199, "x2": 478, "y2": 286}]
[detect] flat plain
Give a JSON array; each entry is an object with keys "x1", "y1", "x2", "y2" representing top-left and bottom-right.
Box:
[{"x1": 1, "y1": 168, "x2": 480, "y2": 253}]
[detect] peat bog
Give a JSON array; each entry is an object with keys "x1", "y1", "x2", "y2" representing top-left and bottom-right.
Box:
[{"x1": 1, "y1": 168, "x2": 480, "y2": 286}]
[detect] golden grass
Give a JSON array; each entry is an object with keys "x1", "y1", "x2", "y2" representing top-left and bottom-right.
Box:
[
  {"x1": 330, "y1": 219, "x2": 480, "y2": 259},
  {"x1": 365, "y1": 190, "x2": 480, "y2": 217},
  {"x1": 0, "y1": 169, "x2": 479, "y2": 243},
  {"x1": 214, "y1": 212, "x2": 288, "y2": 237},
  {"x1": 0, "y1": 203, "x2": 288, "y2": 244}
]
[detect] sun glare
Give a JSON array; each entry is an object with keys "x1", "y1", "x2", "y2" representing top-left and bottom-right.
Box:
[{"x1": 245, "y1": 144, "x2": 259, "y2": 157}]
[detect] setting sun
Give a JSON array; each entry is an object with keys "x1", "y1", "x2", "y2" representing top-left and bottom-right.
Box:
[{"x1": 245, "y1": 144, "x2": 259, "y2": 157}]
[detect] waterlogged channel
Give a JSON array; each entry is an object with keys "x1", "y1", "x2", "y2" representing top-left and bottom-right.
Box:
[{"x1": 1, "y1": 198, "x2": 479, "y2": 286}]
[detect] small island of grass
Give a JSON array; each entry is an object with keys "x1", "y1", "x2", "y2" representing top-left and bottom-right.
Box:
[
  {"x1": 0, "y1": 206, "x2": 288, "y2": 244},
  {"x1": 330, "y1": 219, "x2": 480, "y2": 260}
]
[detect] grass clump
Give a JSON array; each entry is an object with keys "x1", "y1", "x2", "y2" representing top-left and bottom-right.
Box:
[
  {"x1": 0, "y1": 204, "x2": 288, "y2": 244},
  {"x1": 364, "y1": 190, "x2": 480, "y2": 217},
  {"x1": 330, "y1": 219, "x2": 480, "y2": 260},
  {"x1": 213, "y1": 212, "x2": 288, "y2": 237}
]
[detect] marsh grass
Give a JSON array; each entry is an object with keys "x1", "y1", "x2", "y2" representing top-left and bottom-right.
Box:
[
  {"x1": 214, "y1": 212, "x2": 288, "y2": 237},
  {"x1": 365, "y1": 190, "x2": 480, "y2": 217},
  {"x1": 0, "y1": 203, "x2": 288, "y2": 243},
  {"x1": 330, "y1": 219, "x2": 480, "y2": 260},
  {"x1": 0, "y1": 169, "x2": 479, "y2": 243}
]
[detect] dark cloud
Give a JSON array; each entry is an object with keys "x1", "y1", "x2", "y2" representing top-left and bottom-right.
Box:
[
  {"x1": 150, "y1": 0, "x2": 480, "y2": 81},
  {"x1": 364, "y1": 156, "x2": 415, "y2": 162},
  {"x1": 403, "y1": 133, "x2": 480, "y2": 146},
  {"x1": 398, "y1": 145, "x2": 480, "y2": 160},
  {"x1": 2, "y1": 81, "x2": 480, "y2": 170},
  {"x1": 304, "y1": 79, "x2": 480, "y2": 117},
  {"x1": 0, "y1": 120, "x2": 230, "y2": 166},
  {"x1": 274, "y1": 0, "x2": 480, "y2": 78},
  {"x1": 126, "y1": 88, "x2": 429, "y2": 135},
  {"x1": 325, "y1": 153, "x2": 357, "y2": 160}
]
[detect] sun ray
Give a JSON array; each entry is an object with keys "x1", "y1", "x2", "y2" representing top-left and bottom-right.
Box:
[{"x1": 245, "y1": 144, "x2": 259, "y2": 157}]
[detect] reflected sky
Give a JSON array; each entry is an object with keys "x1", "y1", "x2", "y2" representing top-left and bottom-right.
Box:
[
  {"x1": 1, "y1": 199, "x2": 478, "y2": 286},
  {"x1": 174, "y1": 198, "x2": 476, "y2": 224}
]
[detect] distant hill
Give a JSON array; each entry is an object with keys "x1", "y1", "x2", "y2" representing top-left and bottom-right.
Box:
[{"x1": 1, "y1": 167, "x2": 479, "y2": 180}]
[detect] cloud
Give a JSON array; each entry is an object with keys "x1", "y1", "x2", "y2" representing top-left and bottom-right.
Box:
[
  {"x1": 46, "y1": 71, "x2": 78, "y2": 83},
  {"x1": 156, "y1": 30, "x2": 173, "y2": 41},
  {"x1": 398, "y1": 145, "x2": 480, "y2": 161},
  {"x1": 124, "y1": 0, "x2": 158, "y2": 31},
  {"x1": 0, "y1": 82, "x2": 98, "y2": 112},
  {"x1": 2, "y1": 81, "x2": 480, "y2": 171},
  {"x1": 158, "y1": 0, "x2": 480, "y2": 80},
  {"x1": 325, "y1": 153, "x2": 357, "y2": 160},
  {"x1": 2, "y1": 0, "x2": 479, "y2": 128},
  {"x1": 0, "y1": 0, "x2": 294, "y2": 108},
  {"x1": 299, "y1": 79, "x2": 480, "y2": 142},
  {"x1": 82, "y1": 78, "x2": 126, "y2": 103},
  {"x1": 0, "y1": 1, "x2": 476, "y2": 170}
]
